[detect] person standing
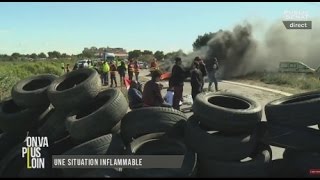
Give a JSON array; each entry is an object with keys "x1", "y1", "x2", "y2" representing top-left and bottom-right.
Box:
[
  {"x1": 128, "y1": 59, "x2": 135, "y2": 81},
  {"x1": 206, "y1": 57, "x2": 219, "y2": 91},
  {"x1": 102, "y1": 61, "x2": 110, "y2": 86},
  {"x1": 109, "y1": 61, "x2": 118, "y2": 88},
  {"x1": 190, "y1": 61, "x2": 203, "y2": 100},
  {"x1": 66, "y1": 64, "x2": 70, "y2": 73},
  {"x1": 170, "y1": 57, "x2": 185, "y2": 110},
  {"x1": 134, "y1": 60, "x2": 140, "y2": 82},
  {"x1": 117, "y1": 61, "x2": 126, "y2": 86},
  {"x1": 61, "y1": 62, "x2": 65, "y2": 73},
  {"x1": 194, "y1": 56, "x2": 207, "y2": 92}
]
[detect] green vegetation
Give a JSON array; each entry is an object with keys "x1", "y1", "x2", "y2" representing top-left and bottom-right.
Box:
[
  {"x1": 237, "y1": 72, "x2": 320, "y2": 91},
  {"x1": 0, "y1": 59, "x2": 76, "y2": 101}
]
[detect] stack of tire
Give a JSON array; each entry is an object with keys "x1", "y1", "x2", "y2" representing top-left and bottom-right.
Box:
[
  {"x1": 119, "y1": 107, "x2": 197, "y2": 177},
  {"x1": 0, "y1": 68, "x2": 199, "y2": 177},
  {"x1": 262, "y1": 90, "x2": 320, "y2": 177},
  {"x1": 0, "y1": 74, "x2": 57, "y2": 177},
  {"x1": 0, "y1": 68, "x2": 129, "y2": 177},
  {"x1": 185, "y1": 92, "x2": 272, "y2": 177}
]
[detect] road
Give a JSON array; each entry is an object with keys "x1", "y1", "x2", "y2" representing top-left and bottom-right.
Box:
[{"x1": 138, "y1": 69, "x2": 285, "y2": 160}]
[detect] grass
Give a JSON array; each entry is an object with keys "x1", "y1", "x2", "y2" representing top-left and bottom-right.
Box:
[
  {"x1": 0, "y1": 59, "x2": 76, "y2": 101},
  {"x1": 235, "y1": 72, "x2": 320, "y2": 92}
]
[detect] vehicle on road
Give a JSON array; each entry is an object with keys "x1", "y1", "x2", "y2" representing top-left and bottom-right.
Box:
[
  {"x1": 279, "y1": 61, "x2": 320, "y2": 79},
  {"x1": 279, "y1": 61, "x2": 316, "y2": 74},
  {"x1": 104, "y1": 53, "x2": 116, "y2": 62}
]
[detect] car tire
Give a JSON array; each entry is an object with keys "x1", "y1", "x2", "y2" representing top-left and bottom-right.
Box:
[
  {"x1": 120, "y1": 107, "x2": 187, "y2": 145},
  {"x1": 123, "y1": 133, "x2": 197, "y2": 177},
  {"x1": 0, "y1": 142, "x2": 52, "y2": 177},
  {"x1": 198, "y1": 144, "x2": 272, "y2": 177},
  {"x1": 268, "y1": 159, "x2": 298, "y2": 177},
  {"x1": 0, "y1": 99, "x2": 51, "y2": 134},
  {"x1": 61, "y1": 134, "x2": 125, "y2": 177},
  {"x1": 38, "y1": 109, "x2": 70, "y2": 142},
  {"x1": 265, "y1": 90, "x2": 320, "y2": 127},
  {"x1": 185, "y1": 116, "x2": 258, "y2": 161},
  {"x1": 11, "y1": 74, "x2": 57, "y2": 108},
  {"x1": 260, "y1": 123, "x2": 320, "y2": 151},
  {"x1": 283, "y1": 149, "x2": 320, "y2": 177},
  {"x1": 0, "y1": 132, "x2": 27, "y2": 162},
  {"x1": 47, "y1": 68, "x2": 101, "y2": 109},
  {"x1": 192, "y1": 92, "x2": 262, "y2": 133},
  {"x1": 66, "y1": 89, "x2": 128, "y2": 142}
]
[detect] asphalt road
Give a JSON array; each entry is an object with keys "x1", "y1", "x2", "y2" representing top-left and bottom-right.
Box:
[{"x1": 138, "y1": 69, "x2": 286, "y2": 160}]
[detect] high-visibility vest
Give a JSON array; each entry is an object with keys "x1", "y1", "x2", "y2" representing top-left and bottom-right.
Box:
[{"x1": 103, "y1": 63, "x2": 110, "y2": 73}]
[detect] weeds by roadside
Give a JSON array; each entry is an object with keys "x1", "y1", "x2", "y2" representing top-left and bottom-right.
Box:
[
  {"x1": 0, "y1": 59, "x2": 75, "y2": 101},
  {"x1": 234, "y1": 72, "x2": 320, "y2": 92}
]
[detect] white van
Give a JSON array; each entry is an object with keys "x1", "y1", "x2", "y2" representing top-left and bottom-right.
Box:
[
  {"x1": 279, "y1": 61, "x2": 315, "y2": 74},
  {"x1": 104, "y1": 53, "x2": 115, "y2": 62}
]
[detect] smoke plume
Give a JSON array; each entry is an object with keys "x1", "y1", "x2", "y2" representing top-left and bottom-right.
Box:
[{"x1": 162, "y1": 18, "x2": 320, "y2": 79}]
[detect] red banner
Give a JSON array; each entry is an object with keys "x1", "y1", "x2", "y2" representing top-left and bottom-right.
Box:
[{"x1": 124, "y1": 77, "x2": 131, "y2": 90}]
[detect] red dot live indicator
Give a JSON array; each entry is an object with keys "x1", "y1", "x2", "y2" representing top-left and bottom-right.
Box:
[{"x1": 310, "y1": 169, "x2": 320, "y2": 175}]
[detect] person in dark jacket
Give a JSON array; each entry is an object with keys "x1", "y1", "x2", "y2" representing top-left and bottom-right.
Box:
[
  {"x1": 170, "y1": 57, "x2": 185, "y2": 110},
  {"x1": 190, "y1": 61, "x2": 203, "y2": 100},
  {"x1": 109, "y1": 61, "x2": 118, "y2": 87},
  {"x1": 206, "y1": 57, "x2": 219, "y2": 91},
  {"x1": 128, "y1": 80, "x2": 143, "y2": 109},
  {"x1": 194, "y1": 56, "x2": 207, "y2": 92},
  {"x1": 117, "y1": 61, "x2": 126, "y2": 86},
  {"x1": 143, "y1": 70, "x2": 170, "y2": 107}
]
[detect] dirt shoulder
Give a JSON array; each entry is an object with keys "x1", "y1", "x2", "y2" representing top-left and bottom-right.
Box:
[{"x1": 230, "y1": 79, "x2": 307, "y2": 95}]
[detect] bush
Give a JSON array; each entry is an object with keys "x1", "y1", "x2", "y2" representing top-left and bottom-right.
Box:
[
  {"x1": 260, "y1": 72, "x2": 320, "y2": 91},
  {"x1": 0, "y1": 60, "x2": 72, "y2": 100}
]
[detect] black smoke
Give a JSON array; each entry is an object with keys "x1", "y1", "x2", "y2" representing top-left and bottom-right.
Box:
[
  {"x1": 160, "y1": 19, "x2": 320, "y2": 79},
  {"x1": 204, "y1": 23, "x2": 256, "y2": 79}
]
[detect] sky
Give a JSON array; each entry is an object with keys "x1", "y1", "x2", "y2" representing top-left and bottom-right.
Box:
[{"x1": 0, "y1": 2, "x2": 319, "y2": 55}]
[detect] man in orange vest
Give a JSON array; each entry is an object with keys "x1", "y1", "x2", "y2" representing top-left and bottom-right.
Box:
[
  {"x1": 134, "y1": 60, "x2": 140, "y2": 82},
  {"x1": 128, "y1": 59, "x2": 135, "y2": 81}
]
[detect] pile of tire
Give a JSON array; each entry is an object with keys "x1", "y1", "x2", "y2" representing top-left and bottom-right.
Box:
[
  {"x1": 0, "y1": 68, "x2": 129, "y2": 177},
  {"x1": 185, "y1": 92, "x2": 272, "y2": 177},
  {"x1": 120, "y1": 107, "x2": 197, "y2": 177},
  {"x1": 0, "y1": 68, "x2": 199, "y2": 177},
  {"x1": 261, "y1": 90, "x2": 320, "y2": 177}
]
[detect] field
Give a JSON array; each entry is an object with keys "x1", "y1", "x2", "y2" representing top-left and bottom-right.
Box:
[{"x1": 0, "y1": 59, "x2": 76, "y2": 101}]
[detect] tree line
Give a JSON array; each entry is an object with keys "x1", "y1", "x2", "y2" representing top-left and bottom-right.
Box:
[{"x1": 0, "y1": 31, "x2": 216, "y2": 62}]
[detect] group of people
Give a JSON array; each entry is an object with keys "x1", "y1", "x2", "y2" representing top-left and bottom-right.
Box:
[
  {"x1": 190, "y1": 56, "x2": 219, "y2": 100},
  {"x1": 127, "y1": 56, "x2": 219, "y2": 111},
  {"x1": 99, "y1": 58, "x2": 141, "y2": 88},
  {"x1": 127, "y1": 69, "x2": 170, "y2": 110},
  {"x1": 61, "y1": 62, "x2": 71, "y2": 73}
]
